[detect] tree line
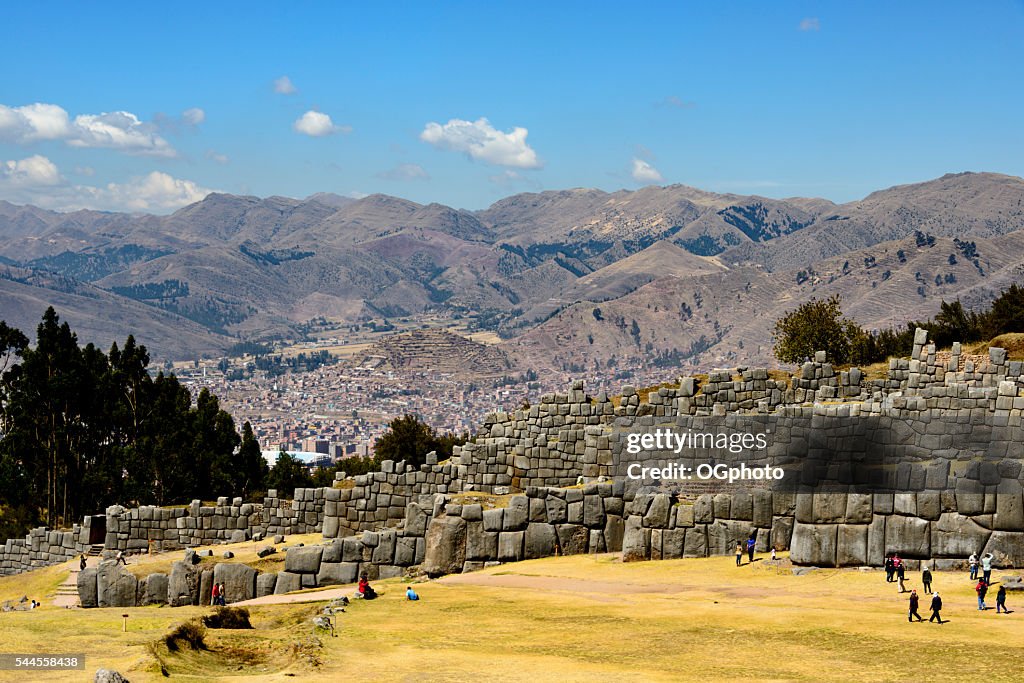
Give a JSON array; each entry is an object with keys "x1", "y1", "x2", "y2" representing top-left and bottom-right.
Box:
[
  {"x1": 773, "y1": 284, "x2": 1024, "y2": 365},
  {"x1": 0, "y1": 308, "x2": 268, "y2": 539}
]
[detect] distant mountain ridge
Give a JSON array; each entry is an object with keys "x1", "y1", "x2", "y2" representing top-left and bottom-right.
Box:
[{"x1": 1, "y1": 172, "x2": 1023, "y2": 366}]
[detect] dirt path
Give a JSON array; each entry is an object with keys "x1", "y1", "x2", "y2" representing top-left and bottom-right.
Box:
[{"x1": 234, "y1": 583, "x2": 359, "y2": 606}]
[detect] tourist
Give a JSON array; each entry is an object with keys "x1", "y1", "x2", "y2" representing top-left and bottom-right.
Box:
[
  {"x1": 921, "y1": 565, "x2": 932, "y2": 594},
  {"x1": 908, "y1": 589, "x2": 923, "y2": 622},
  {"x1": 746, "y1": 536, "x2": 756, "y2": 563},
  {"x1": 211, "y1": 582, "x2": 220, "y2": 606},
  {"x1": 981, "y1": 553, "x2": 993, "y2": 584},
  {"x1": 969, "y1": 553, "x2": 979, "y2": 580},
  {"x1": 735, "y1": 542, "x2": 743, "y2": 567},
  {"x1": 219, "y1": 583, "x2": 227, "y2": 605},
  {"x1": 358, "y1": 572, "x2": 377, "y2": 600},
  {"x1": 884, "y1": 554, "x2": 895, "y2": 582},
  {"x1": 929, "y1": 592, "x2": 943, "y2": 623},
  {"x1": 406, "y1": 586, "x2": 420, "y2": 601},
  {"x1": 896, "y1": 562, "x2": 906, "y2": 593},
  {"x1": 976, "y1": 579, "x2": 988, "y2": 611},
  {"x1": 996, "y1": 585, "x2": 1009, "y2": 614},
  {"x1": 116, "y1": 550, "x2": 127, "y2": 566},
  {"x1": 79, "y1": 554, "x2": 87, "y2": 571},
  {"x1": 770, "y1": 546, "x2": 777, "y2": 563}
]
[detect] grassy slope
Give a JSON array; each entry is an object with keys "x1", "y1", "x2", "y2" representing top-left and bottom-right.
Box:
[{"x1": 2, "y1": 550, "x2": 1024, "y2": 682}]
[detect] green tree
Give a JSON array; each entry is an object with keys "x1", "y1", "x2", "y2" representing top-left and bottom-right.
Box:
[
  {"x1": 237, "y1": 422, "x2": 269, "y2": 500},
  {"x1": 373, "y1": 414, "x2": 466, "y2": 468},
  {"x1": 267, "y1": 451, "x2": 312, "y2": 494},
  {"x1": 772, "y1": 295, "x2": 860, "y2": 364},
  {"x1": 984, "y1": 283, "x2": 1024, "y2": 338}
]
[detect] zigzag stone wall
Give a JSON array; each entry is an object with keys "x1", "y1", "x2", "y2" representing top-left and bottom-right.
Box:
[{"x1": 12, "y1": 327, "x2": 1024, "y2": 593}]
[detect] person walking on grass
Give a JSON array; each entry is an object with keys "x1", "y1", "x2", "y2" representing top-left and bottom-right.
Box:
[
  {"x1": 977, "y1": 579, "x2": 988, "y2": 611},
  {"x1": 735, "y1": 542, "x2": 743, "y2": 566},
  {"x1": 908, "y1": 590, "x2": 923, "y2": 622},
  {"x1": 770, "y1": 547, "x2": 777, "y2": 563},
  {"x1": 922, "y1": 565, "x2": 933, "y2": 594},
  {"x1": 929, "y1": 592, "x2": 943, "y2": 623},
  {"x1": 996, "y1": 585, "x2": 1009, "y2": 614},
  {"x1": 969, "y1": 553, "x2": 979, "y2": 580},
  {"x1": 885, "y1": 554, "x2": 895, "y2": 583},
  {"x1": 746, "y1": 536, "x2": 756, "y2": 564},
  {"x1": 897, "y1": 562, "x2": 907, "y2": 593},
  {"x1": 116, "y1": 550, "x2": 127, "y2": 566}
]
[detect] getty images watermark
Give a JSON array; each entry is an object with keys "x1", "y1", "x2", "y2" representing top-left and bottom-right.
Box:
[{"x1": 622, "y1": 427, "x2": 783, "y2": 484}]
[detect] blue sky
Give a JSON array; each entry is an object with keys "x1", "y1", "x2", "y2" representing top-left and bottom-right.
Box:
[{"x1": 1, "y1": 1, "x2": 1022, "y2": 213}]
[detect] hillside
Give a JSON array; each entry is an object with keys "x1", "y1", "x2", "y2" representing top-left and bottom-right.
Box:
[{"x1": 1, "y1": 172, "x2": 1023, "y2": 364}]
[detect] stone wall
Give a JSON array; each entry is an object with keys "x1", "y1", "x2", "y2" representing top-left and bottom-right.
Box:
[
  {"x1": 0, "y1": 526, "x2": 89, "y2": 576},
  {"x1": 21, "y1": 328, "x2": 1024, "y2": 593}
]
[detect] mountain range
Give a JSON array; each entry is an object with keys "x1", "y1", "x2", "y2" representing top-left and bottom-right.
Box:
[{"x1": 1, "y1": 171, "x2": 1023, "y2": 368}]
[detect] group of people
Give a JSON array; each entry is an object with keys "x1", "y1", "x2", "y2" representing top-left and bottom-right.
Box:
[
  {"x1": 210, "y1": 582, "x2": 228, "y2": 606},
  {"x1": 355, "y1": 571, "x2": 420, "y2": 602},
  {"x1": 734, "y1": 536, "x2": 758, "y2": 566},
  {"x1": 898, "y1": 551, "x2": 1012, "y2": 623}
]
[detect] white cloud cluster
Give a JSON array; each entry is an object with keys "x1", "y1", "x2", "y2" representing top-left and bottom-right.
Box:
[
  {"x1": 376, "y1": 163, "x2": 430, "y2": 181},
  {"x1": 0, "y1": 103, "x2": 176, "y2": 157},
  {"x1": 181, "y1": 107, "x2": 206, "y2": 126},
  {"x1": 631, "y1": 158, "x2": 663, "y2": 183},
  {"x1": 2, "y1": 154, "x2": 62, "y2": 187},
  {"x1": 799, "y1": 17, "x2": 820, "y2": 31},
  {"x1": 293, "y1": 110, "x2": 350, "y2": 137},
  {"x1": 273, "y1": 76, "x2": 298, "y2": 94},
  {"x1": 420, "y1": 117, "x2": 541, "y2": 169},
  {"x1": 0, "y1": 155, "x2": 213, "y2": 213}
]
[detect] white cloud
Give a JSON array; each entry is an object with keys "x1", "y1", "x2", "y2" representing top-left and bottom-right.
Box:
[
  {"x1": 182, "y1": 107, "x2": 205, "y2": 125},
  {"x1": 2, "y1": 155, "x2": 62, "y2": 187},
  {"x1": 631, "y1": 158, "x2": 663, "y2": 184},
  {"x1": 0, "y1": 154, "x2": 213, "y2": 213},
  {"x1": 799, "y1": 17, "x2": 820, "y2": 31},
  {"x1": 0, "y1": 102, "x2": 176, "y2": 157},
  {"x1": 293, "y1": 110, "x2": 349, "y2": 137},
  {"x1": 420, "y1": 117, "x2": 541, "y2": 169},
  {"x1": 376, "y1": 163, "x2": 430, "y2": 181},
  {"x1": 205, "y1": 149, "x2": 230, "y2": 165},
  {"x1": 273, "y1": 76, "x2": 298, "y2": 94}
]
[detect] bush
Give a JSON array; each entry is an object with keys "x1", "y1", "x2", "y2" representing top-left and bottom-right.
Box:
[
  {"x1": 202, "y1": 606, "x2": 252, "y2": 629},
  {"x1": 165, "y1": 619, "x2": 207, "y2": 651},
  {"x1": 773, "y1": 295, "x2": 860, "y2": 364}
]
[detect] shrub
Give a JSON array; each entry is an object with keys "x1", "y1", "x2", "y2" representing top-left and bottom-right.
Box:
[
  {"x1": 165, "y1": 619, "x2": 207, "y2": 651},
  {"x1": 202, "y1": 606, "x2": 252, "y2": 629}
]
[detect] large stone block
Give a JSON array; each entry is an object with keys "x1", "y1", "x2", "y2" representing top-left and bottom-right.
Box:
[
  {"x1": 693, "y1": 495, "x2": 714, "y2": 523},
  {"x1": 497, "y1": 531, "x2": 524, "y2": 562},
  {"x1": 845, "y1": 494, "x2": 873, "y2": 524},
  {"x1": 752, "y1": 491, "x2": 773, "y2": 528},
  {"x1": 168, "y1": 560, "x2": 200, "y2": 607},
  {"x1": 661, "y1": 528, "x2": 686, "y2": 559},
  {"x1": 707, "y1": 520, "x2": 754, "y2": 557},
  {"x1": 770, "y1": 516, "x2": 794, "y2": 551},
  {"x1": 422, "y1": 516, "x2": 467, "y2": 577},
  {"x1": 524, "y1": 523, "x2": 557, "y2": 559},
  {"x1": 884, "y1": 515, "x2": 930, "y2": 558},
  {"x1": 213, "y1": 563, "x2": 257, "y2": 602},
  {"x1": 274, "y1": 571, "x2": 302, "y2": 594},
  {"x1": 836, "y1": 524, "x2": 868, "y2": 566},
  {"x1": 604, "y1": 515, "x2": 625, "y2": 552},
  {"x1": 642, "y1": 494, "x2": 671, "y2": 528},
  {"x1": 931, "y1": 512, "x2": 992, "y2": 558},
  {"x1": 621, "y1": 516, "x2": 649, "y2": 562},
  {"x1": 867, "y1": 515, "x2": 886, "y2": 565},
  {"x1": 556, "y1": 524, "x2": 589, "y2": 555},
  {"x1": 790, "y1": 522, "x2": 838, "y2": 567},
  {"x1": 256, "y1": 572, "x2": 277, "y2": 597},
  {"x1": 97, "y1": 562, "x2": 138, "y2": 608},
  {"x1": 404, "y1": 503, "x2": 430, "y2": 537},
  {"x1": 995, "y1": 480, "x2": 1024, "y2": 530},
  {"x1": 683, "y1": 525, "x2": 707, "y2": 557},
  {"x1": 77, "y1": 567, "x2": 98, "y2": 608},
  {"x1": 812, "y1": 493, "x2": 848, "y2": 523},
  {"x1": 199, "y1": 569, "x2": 214, "y2": 606},
  {"x1": 982, "y1": 531, "x2": 1024, "y2": 567},
  {"x1": 317, "y1": 561, "x2": 360, "y2": 586},
  {"x1": 142, "y1": 573, "x2": 168, "y2": 605},
  {"x1": 465, "y1": 523, "x2": 498, "y2": 561},
  {"x1": 503, "y1": 496, "x2": 529, "y2": 530},
  {"x1": 322, "y1": 540, "x2": 343, "y2": 564},
  {"x1": 285, "y1": 546, "x2": 324, "y2": 574}
]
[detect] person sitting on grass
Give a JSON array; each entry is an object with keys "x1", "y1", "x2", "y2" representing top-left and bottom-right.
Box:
[
  {"x1": 358, "y1": 572, "x2": 377, "y2": 600},
  {"x1": 406, "y1": 586, "x2": 420, "y2": 601}
]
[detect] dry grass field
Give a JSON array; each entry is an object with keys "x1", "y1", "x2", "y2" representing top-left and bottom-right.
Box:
[{"x1": 1, "y1": 547, "x2": 1023, "y2": 682}]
